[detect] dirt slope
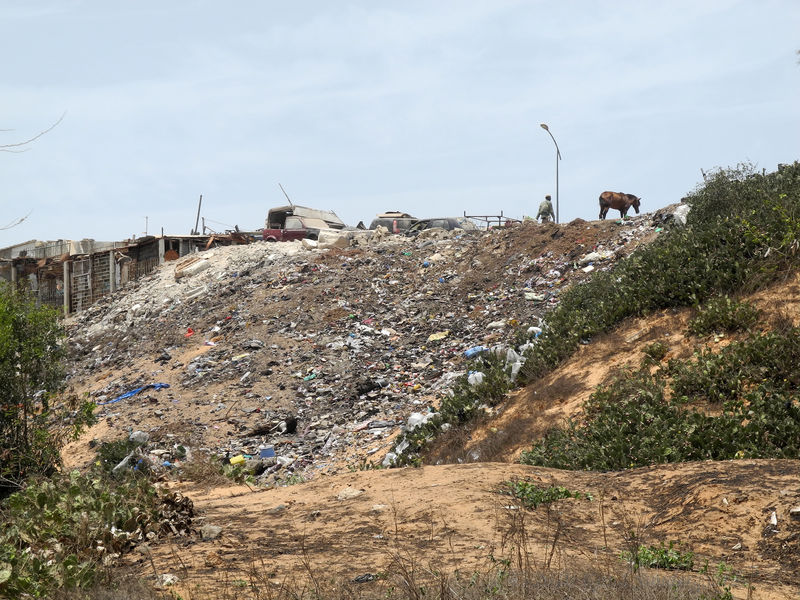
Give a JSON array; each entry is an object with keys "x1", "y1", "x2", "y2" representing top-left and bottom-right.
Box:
[
  {"x1": 424, "y1": 273, "x2": 800, "y2": 465},
  {"x1": 62, "y1": 216, "x2": 658, "y2": 479}
]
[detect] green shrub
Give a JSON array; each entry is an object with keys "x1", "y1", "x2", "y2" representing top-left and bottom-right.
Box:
[
  {"x1": 95, "y1": 439, "x2": 141, "y2": 474},
  {"x1": 521, "y1": 327, "x2": 800, "y2": 470},
  {"x1": 622, "y1": 541, "x2": 694, "y2": 572},
  {"x1": 642, "y1": 341, "x2": 669, "y2": 362},
  {"x1": 0, "y1": 470, "x2": 173, "y2": 598},
  {"x1": 687, "y1": 296, "x2": 760, "y2": 336},
  {"x1": 499, "y1": 480, "x2": 592, "y2": 509},
  {"x1": 521, "y1": 369, "x2": 697, "y2": 470},
  {"x1": 671, "y1": 328, "x2": 800, "y2": 404},
  {"x1": 668, "y1": 349, "x2": 744, "y2": 405},
  {"x1": 0, "y1": 285, "x2": 95, "y2": 495}
]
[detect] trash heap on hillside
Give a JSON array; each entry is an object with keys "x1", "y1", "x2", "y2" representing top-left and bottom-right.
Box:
[{"x1": 66, "y1": 214, "x2": 668, "y2": 485}]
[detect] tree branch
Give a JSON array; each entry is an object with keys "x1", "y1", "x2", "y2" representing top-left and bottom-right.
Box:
[
  {"x1": 0, "y1": 211, "x2": 32, "y2": 231},
  {"x1": 0, "y1": 112, "x2": 66, "y2": 153}
]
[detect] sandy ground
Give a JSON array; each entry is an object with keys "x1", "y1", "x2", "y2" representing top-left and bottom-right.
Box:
[{"x1": 138, "y1": 460, "x2": 799, "y2": 599}]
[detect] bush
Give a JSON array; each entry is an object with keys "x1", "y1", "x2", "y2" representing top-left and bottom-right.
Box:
[
  {"x1": 521, "y1": 327, "x2": 800, "y2": 470},
  {"x1": 0, "y1": 285, "x2": 95, "y2": 495},
  {"x1": 642, "y1": 341, "x2": 669, "y2": 362},
  {"x1": 499, "y1": 480, "x2": 592, "y2": 509},
  {"x1": 687, "y1": 296, "x2": 760, "y2": 336},
  {"x1": 622, "y1": 541, "x2": 695, "y2": 572},
  {"x1": 0, "y1": 470, "x2": 183, "y2": 598}
]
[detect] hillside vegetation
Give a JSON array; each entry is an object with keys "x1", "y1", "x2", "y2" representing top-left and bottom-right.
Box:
[
  {"x1": 400, "y1": 162, "x2": 800, "y2": 467},
  {"x1": 521, "y1": 162, "x2": 800, "y2": 381},
  {"x1": 521, "y1": 162, "x2": 800, "y2": 470}
]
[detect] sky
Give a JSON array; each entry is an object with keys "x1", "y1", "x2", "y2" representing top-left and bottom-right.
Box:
[{"x1": 1, "y1": 0, "x2": 799, "y2": 244}]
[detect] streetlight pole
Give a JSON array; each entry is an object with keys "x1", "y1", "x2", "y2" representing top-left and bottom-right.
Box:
[{"x1": 540, "y1": 123, "x2": 562, "y2": 223}]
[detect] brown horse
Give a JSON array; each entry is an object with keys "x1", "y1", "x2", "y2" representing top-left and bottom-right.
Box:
[{"x1": 599, "y1": 191, "x2": 641, "y2": 219}]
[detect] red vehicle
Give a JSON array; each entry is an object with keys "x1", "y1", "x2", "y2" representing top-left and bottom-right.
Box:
[{"x1": 262, "y1": 205, "x2": 346, "y2": 242}]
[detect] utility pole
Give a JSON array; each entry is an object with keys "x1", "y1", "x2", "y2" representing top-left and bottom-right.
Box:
[{"x1": 192, "y1": 194, "x2": 203, "y2": 235}]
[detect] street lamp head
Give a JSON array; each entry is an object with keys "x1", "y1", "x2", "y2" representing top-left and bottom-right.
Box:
[{"x1": 540, "y1": 123, "x2": 549, "y2": 131}]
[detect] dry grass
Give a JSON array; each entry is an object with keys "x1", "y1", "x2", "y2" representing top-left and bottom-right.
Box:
[
  {"x1": 177, "y1": 450, "x2": 232, "y2": 489},
  {"x1": 65, "y1": 562, "x2": 722, "y2": 600},
  {"x1": 59, "y1": 494, "x2": 734, "y2": 600},
  {"x1": 51, "y1": 573, "x2": 162, "y2": 600}
]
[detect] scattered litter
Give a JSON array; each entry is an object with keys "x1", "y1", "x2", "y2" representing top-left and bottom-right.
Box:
[
  {"x1": 427, "y1": 331, "x2": 449, "y2": 342},
  {"x1": 337, "y1": 487, "x2": 365, "y2": 500},
  {"x1": 130, "y1": 431, "x2": 150, "y2": 444},
  {"x1": 464, "y1": 346, "x2": 488, "y2": 358},
  {"x1": 66, "y1": 214, "x2": 661, "y2": 483},
  {"x1": 467, "y1": 372, "x2": 485, "y2": 386},
  {"x1": 97, "y1": 383, "x2": 170, "y2": 406},
  {"x1": 156, "y1": 574, "x2": 179, "y2": 588},
  {"x1": 200, "y1": 524, "x2": 223, "y2": 540}
]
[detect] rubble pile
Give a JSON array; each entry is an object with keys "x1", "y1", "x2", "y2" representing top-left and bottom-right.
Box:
[{"x1": 66, "y1": 215, "x2": 663, "y2": 484}]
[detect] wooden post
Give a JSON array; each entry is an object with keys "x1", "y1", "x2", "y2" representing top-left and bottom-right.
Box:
[
  {"x1": 63, "y1": 260, "x2": 71, "y2": 315},
  {"x1": 109, "y1": 251, "x2": 116, "y2": 293}
]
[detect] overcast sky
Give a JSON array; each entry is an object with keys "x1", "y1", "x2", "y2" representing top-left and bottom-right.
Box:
[{"x1": 1, "y1": 1, "x2": 798, "y2": 244}]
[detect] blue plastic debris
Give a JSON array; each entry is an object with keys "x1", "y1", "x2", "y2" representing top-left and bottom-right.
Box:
[
  {"x1": 464, "y1": 346, "x2": 488, "y2": 358},
  {"x1": 97, "y1": 383, "x2": 171, "y2": 406},
  {"x1": 259, "y1": 447, "x2": 276, "y2": 459}
]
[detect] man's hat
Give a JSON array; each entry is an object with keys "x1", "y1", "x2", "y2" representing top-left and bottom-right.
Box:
[{"x1": 545, "y1": 195, "x2": 551, "y2": 200}]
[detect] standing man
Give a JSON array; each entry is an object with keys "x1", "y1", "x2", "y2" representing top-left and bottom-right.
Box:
[{"x1": 536, "y1": 195, "x2": 555, "y2": 223}]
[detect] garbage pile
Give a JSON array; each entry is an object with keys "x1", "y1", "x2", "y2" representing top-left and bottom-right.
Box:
[{"x1": 66, "y1": 215, "x2": 665, "y2": 484}]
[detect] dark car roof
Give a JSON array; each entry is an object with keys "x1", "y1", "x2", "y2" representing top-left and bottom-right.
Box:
[
  {"x1": 407, "y1": 217, "x2": 478, "y2": 232},
  {"x1": 369, "y1": 216, "x2": 418, "y2": 231},
  {"x1": 376, "y1": 211, "x2": 415, "y2": 219}
]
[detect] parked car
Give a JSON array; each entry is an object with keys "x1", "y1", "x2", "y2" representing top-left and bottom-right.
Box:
[
  {"x1": 405, "y1": 217, "x2": 478, "y2": 235},
  {"x1": 263, "y1": 205, "x2": 345, "y2": 242},
  {"x1": 368, "y1": 211, "x2": 418, "y2": 234}
]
